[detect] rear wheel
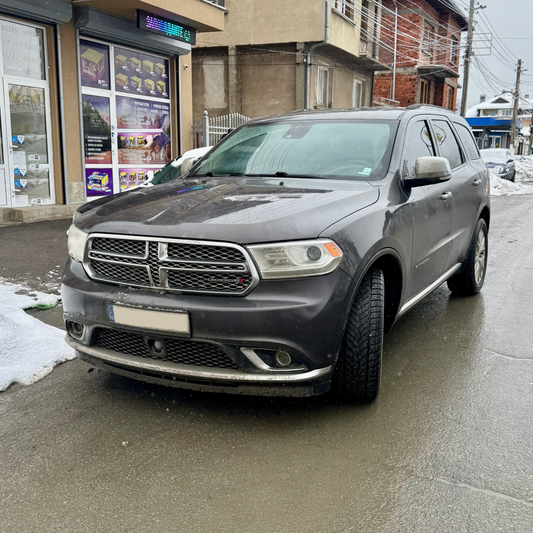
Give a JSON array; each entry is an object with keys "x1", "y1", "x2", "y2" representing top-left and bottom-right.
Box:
[
  {"x1": 332, "y1": 268, "x2": 384, "y2": 402},
  {"x1": 447, "y1": 218, "x2": 488, "y2": 295}
]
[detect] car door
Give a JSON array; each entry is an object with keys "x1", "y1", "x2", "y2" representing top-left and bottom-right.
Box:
[
  {"x1": 403, "y1": 116, "x2": 454, "y2": 300},
  {"x1": 432, "y1": 117, "x2": 485, "y2": 268}
]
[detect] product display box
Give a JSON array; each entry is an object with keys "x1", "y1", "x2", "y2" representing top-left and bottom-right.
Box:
[
  {"x1": 143, "y1": 79, "x2": 155, "y2": 92},
  {"x1": 155, "y1": 63, "x2": 166, "y2": 76},
  {"x1": 142, "y1": 60, "x2": 154, "y2": 73},
  {"x1": 87, "y1": 171, "x2": 109, "y2": 191},
  {"x1": 130, "y1": 76, "x2": 142, "y2": 89},
  {"x1": 116, "y1": 73, "x2": 129, "y2": 87},
  {"x1": 137, "y1": 136, "x2": 145, "y2": 146},
  {"x1": 115, "y1": 54, "x2": 127, "y2": 68},
  {"x1": 129, "y1": 57, "x2": 141, "y2": 70},
  {"x1": 129, "y1": 172, "x2": 137, "y2": 181},
  {"x1": 81, "y1": 48, "x2": 105, "y2": 82},
  {"x1": 156, "y1": 80, "x2": 166, "y2": 95}
]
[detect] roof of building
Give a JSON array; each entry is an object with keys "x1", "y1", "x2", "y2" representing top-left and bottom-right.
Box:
[
  {"x1": 466, "y1": 92, "x2": 533, "y2": 117},
  {"x1": 425, "y1": 0, "x2": 469, "y2": 29}
]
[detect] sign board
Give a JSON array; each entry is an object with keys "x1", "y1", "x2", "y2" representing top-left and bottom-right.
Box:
[{"x1": 137, "y1": 10, "x2": 196, "y2": 45}]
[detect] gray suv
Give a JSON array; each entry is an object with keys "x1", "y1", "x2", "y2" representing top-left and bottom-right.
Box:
[{"x1": 63, "y1": 106, "x2": 490, "y2": 402}]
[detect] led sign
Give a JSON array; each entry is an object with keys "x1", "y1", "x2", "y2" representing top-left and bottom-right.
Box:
[{"x1": 137, "y1": 10, "x2": 196, "y2": 45}]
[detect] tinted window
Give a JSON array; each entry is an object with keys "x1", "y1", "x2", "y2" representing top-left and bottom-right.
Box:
[
  {"x1": 404, "y1": 120, "x2": 435, "y2": 178},
  {"x1": 193, "y1": 120, "x2": 398, "y2": 182},
  {"x1": 455, "y1": 123, "x2": 481, "y2": 160},
  {"x1": 432, "y1": 120, "x2": 464, "y2": 169}
]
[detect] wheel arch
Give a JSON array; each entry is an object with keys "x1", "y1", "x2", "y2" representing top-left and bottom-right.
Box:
[{"x1": 479, "y1": 204, "x2": 490, "y2": 231}]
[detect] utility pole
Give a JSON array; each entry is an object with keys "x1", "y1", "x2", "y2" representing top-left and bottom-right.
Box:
[
  {"x1": 460, "y1": 0, "x2": 476, "y2": 117},
  {"x1": 510, "y1": 59, "x2": 522, "y2": 150}
]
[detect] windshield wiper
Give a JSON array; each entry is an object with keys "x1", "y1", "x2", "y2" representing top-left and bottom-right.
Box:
[{"x1": 243, "y1": 172, "x2": 323, "y2": 179}]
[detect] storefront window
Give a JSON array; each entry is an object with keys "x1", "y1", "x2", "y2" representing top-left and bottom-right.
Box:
[
  {"x1": 79, "y1": 38, "x2": 172, "y2": 198},
  {"x1": 1, "y1": 21, "x2": 45, "y2": 80}
]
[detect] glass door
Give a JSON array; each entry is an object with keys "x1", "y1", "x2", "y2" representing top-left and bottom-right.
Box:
[
  {"x1": 4, "y1": 83, "x2": 53, "y2": 205},
  {"x1": 0, "y1": 112, "x2": 7, "y2": 206}
]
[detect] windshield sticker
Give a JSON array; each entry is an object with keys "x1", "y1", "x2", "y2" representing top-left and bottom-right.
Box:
[{"x1": 358, "y1": 168, "x2": 373, "y2": 176}]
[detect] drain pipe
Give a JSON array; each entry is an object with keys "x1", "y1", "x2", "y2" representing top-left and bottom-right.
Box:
[
  {"x1": 305, "y1": 0, "x2": 330, "y2": 110},
  {"x1": 391, "y1": 0, "x2": 398, "y2": 101}
]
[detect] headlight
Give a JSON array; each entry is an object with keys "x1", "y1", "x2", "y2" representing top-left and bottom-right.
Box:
[
  {"x1": 494, "y1": 166, "x2": 505, "y2": 174},
  {"x1": 67, "y1": 224, "x2": 88, "y2": 262},
  {"x1": 247, "y1": 239, "x2": 343, "y2": 279},
  {"x1": 72, "y1": 210, "x2": 81, "y2": 223}
]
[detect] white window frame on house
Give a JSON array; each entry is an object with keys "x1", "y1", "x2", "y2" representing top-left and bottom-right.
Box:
[
  {"x1": 334, "y1": 0, "x2": 355, "y2": 21},
  {"x1": 317, "y1": 66, "x2": 332, "y2": 108},
  {"x1": 422, "y1": 23, "x2": 435, "y2": 59},
  {"x1": 450, "y1": 35, "x2": 459, "y2": 66},
  {"x1": 353, "y1": 79, "x2": 363, "y2": 108}
]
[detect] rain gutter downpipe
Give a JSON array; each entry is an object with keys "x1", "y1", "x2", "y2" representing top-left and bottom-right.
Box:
[
  {"x1": 392, "y1": 0, "x2": 398, "y2": 102},
  {"x1": 305, "y1": 0, "x2": 330, "y2": 110}
]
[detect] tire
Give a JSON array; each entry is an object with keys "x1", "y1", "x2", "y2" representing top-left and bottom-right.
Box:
[
  {"x1": 332, "y1": 268, "x2": 384, "y2": 402},
  {"x1": 510, "y1": 170, "x2": 516, "y2": 182},
  {"x1": 447, "y1": 218, "x2": 488, "y2": 296}
]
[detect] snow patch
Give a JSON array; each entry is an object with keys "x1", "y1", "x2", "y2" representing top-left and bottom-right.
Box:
[
  {"x1": 490, "y1": 173, "x2": 530, "y2": 196},
  {"x1": 0, "y1": 279, "x2": 74, "y2": 392},
  {"x1": 513, "y1": 156, "x2": 533, "y2": 182}
]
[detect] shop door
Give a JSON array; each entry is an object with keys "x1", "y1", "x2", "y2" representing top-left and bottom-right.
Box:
[{"x1": 3, "y1": 82, "x2": 54, "y2": 206}]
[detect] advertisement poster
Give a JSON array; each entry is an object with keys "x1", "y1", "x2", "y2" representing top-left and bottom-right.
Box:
[
  {"x1": 114, "y1": 47, "x2": 169, "y2": 99},
  {"x1": 118, "y1": 132, "x2": 171, "y2": 165},
  {"x1": 85, "y1": 168, "x2": 113, "y2": 197},
  {"x1": 80, "y1": 40, "x2": 110, "y2": 90},
  {"x1": 119, "y1": 168, "x2": 155, "y2": 191},
  {"x1": 116, "y1": 96, "x2": 170, "y2": 130},
  {"x1": 82, "y1": 95, "x2": 112, "y2": 164}
]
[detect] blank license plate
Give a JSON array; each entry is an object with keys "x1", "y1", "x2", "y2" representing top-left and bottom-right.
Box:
[{"x1": 107, "y1": 305, "x2": 190, "y2": 335}]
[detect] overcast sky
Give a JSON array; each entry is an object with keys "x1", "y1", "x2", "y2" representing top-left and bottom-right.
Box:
[{"x1": 457, "y1": 0, "x2": 533, "y2": 109}]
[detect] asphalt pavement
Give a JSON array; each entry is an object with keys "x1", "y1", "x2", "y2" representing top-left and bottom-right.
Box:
[{"x1": 1, "y1": 196, "x2": 532, "y2": 533}]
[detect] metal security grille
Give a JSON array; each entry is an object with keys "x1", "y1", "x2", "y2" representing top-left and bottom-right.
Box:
[
  {"x1": 95, "y1": 328, "x2": 238, "y2": 369},
  {"x1": 84, "y1": 235, "x2": 257, "y2": 295}
]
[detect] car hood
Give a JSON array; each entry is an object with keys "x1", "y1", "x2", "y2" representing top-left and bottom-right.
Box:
[{"x1": 76, "y1": 177, "x2": 379, "y2": 243}]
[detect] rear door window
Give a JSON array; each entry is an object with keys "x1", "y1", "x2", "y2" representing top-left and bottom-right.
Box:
[
  {"x1": 432, "y1": 119, "x2": 464, "y2": 169},
  {"x1": 455, "y1": 123, "x2": 481, "y2": 161},
  {"x1": 403, "y1": 119, "x2": 435, "y2": 178}
]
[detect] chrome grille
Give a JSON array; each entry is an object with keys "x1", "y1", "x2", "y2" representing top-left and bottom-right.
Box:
[
  {"x1": 95, "y1": 328, "x2": 238, "y2": 369},
  {"x1": 85, "y1": 235, "x2": 258, "y2": 295}
]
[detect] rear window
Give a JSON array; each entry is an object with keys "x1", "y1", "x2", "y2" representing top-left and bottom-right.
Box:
[
  {"x1": 455, "y1": 123, "x2": 481, "y2": 160},
  {"x1": 192, "y1": 120, "x2": 399, "y2": 182}
]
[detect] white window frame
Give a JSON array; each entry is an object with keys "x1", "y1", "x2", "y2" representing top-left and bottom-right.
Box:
[
  {"x1": 422, "y1": 23, "x2": 435, "y2": 59},
  {"x1": 316, "y1": 66, "x2": 331, "y2": 108},
  {"x1": 353, "y1": 79, "x2": 363, "y2": 108}
]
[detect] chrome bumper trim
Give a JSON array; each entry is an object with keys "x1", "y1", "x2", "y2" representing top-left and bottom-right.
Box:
[{"x1": 66, "y1": 336, "x2": 332, "y2": 383}]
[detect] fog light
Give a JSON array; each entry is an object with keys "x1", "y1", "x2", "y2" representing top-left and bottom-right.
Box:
[
  {"x1": 67, "y1": 321, "x2": 85, "y2": 339},
  {"x1": 275, "y1": 350, "x2": 292, "y2": 367}
]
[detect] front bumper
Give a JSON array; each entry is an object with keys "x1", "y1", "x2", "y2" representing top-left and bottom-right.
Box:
[{"x1": 62, "y1": 259, "x2": 355, "y2": 397}]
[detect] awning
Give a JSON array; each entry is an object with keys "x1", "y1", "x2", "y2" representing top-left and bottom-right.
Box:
[
  {"x1": 75, "y1": 7, "x2": 191, "y2": 57},
  {"x1": 0, "y1": 0, "x2": 72, "y2": 23}
]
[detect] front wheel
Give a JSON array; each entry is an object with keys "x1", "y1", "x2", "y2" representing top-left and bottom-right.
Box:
[
  {"x1": 447, "y1": 218, "x2": 488, "y2": 295},
  {"x1": 332, "y1": 268, "x2": 384, "y2": 402}
]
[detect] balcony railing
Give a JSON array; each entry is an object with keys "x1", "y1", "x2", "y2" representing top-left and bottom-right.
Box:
[{"x1": 203, "y1": 0, "x2": 226, "y2": 7}]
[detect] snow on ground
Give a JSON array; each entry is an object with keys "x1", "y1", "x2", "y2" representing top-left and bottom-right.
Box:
[
  {"x1": 513, "y1": 155, "x2": 533, "y2": 182},
  {"x1": 490, "y1": 173, "x2": 532, "y2": 196},
  {"x1": 0, "y1": 279, "x2": 74, "y2": 392}
]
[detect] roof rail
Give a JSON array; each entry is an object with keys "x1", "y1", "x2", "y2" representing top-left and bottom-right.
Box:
[{"x1": 406, "y1": 104, "x2": 455, "y2": 114}]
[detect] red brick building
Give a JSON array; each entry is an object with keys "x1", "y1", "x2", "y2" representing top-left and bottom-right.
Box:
[{"x1": 373, "y1": 0, "x2": 467, "y2": 110}]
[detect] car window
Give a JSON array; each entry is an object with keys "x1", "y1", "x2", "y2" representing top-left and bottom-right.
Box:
[
  {"x1": 432, "y1": 120, "x2": 464, "y2": 169},
  {"x1": 403, "y1": 119, "x2": 435, "y2": 178},
  {"x1": 455, "y1": 123, "x2": 481, "y2": 161}
]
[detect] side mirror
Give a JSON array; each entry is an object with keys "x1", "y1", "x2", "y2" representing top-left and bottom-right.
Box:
[{"x1": 405, "y1": 156, "x2": 452, "y2": 187}]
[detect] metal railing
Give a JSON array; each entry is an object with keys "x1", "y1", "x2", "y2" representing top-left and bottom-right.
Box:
[{"x1": 194, "y1": 110, "x2": 251, "y2": 148}]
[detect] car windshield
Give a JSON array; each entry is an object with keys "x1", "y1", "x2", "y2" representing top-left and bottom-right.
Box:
[
  {"x1": 150, "y1": 156, "x2": 200, "y2": 185},
  {"x1": 480, "y1": 149, "x2": 509, "y2": 164},
  {"x1": 191, "y1": 120, "x2": 398, "y2": 181}
]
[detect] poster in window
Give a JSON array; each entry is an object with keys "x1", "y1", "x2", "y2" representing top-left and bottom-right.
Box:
[
  {"x1": 118, "y1": 167, "x2": 160, "y2": 191},
  {"x1": 82, "y1": 95, "x2": 112, "y2": 164},
  {"x1": 114, "y1": 47, "x2": 169, "y2": 99},
  {"x1": 85, "y1": 168, "x2": 113, "y2": 196},
  {"x1": 118, "y1": 131, "x2": 171, "y2": 165},
  {"x1": 116, "y1": 96, "x2": 170, "y2": 130},
  {"x1": 80, "y1": 40, "x2": 110, "y2": 90}
]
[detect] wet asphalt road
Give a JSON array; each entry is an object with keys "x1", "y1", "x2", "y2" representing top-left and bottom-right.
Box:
[{"x1": 1, "y1": 196, "x2": 533, "y2": 533}]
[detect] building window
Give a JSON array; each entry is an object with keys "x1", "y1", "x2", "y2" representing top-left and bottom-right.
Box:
[
  {"x1": 450, "y1": 36, "x2": 459, "y2": 66},
  {"x1": 317, "y1": 66, "x2": 332, "y2": 107},
  {"x1": 420, "y1": 79, "x2": 429, "y2": 104},
  {"x1": 353, "y1": 79, "x2": 362, "y2": 107},
  {"x1": 334, "y1": 0, "x2": 355, "y2": 20},
  {"x1": 446, "y1": 87, "x2": 453, "y2": 110},
  {"x1": 422, "y1": 23, "x2": 435, "y2": 59}
]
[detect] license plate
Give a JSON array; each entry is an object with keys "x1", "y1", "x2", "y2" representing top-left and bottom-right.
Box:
[{"x1": 107, "y1": 305, "x2": 190, "y2": 335}]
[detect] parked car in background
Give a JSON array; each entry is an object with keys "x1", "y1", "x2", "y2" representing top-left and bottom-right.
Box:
[
  {"x1": 480, "y1": 148, "x2": 516, "y2": 181},
  {"x1": 64, "y1": 106, "x2": 490, "y2": 403}
]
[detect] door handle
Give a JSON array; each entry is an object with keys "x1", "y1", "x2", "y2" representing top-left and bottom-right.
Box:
[
  {"x1": 440, "y1": 192, "x2": 452, "y2": 200},
  {"x1": 473, "y1": 179, "x2": 482, "y2": 186}
]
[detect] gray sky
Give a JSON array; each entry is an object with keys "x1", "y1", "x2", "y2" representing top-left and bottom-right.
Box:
[{"x1": 457, "y1": 0, "x2": 533, "y2": 109}]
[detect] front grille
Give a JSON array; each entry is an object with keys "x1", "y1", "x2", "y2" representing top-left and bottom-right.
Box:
[
  {"x1": 85, "y1": 236, "x2": 257, "y2": 295},
  {"x1": 95, "y1": 328, "x2": 238, "y2": 369}
]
